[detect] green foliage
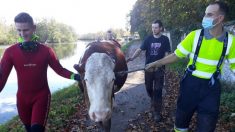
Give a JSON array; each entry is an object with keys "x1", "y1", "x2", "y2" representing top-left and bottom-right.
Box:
[
  {"x1": 0, "y1": 116, "x2": 24, "y2": 132},
  {"x1": 0, "y1": 84, "x2": 82, "y2": 131},
  {"x1": 36, "y1": 19, "x2": 50, "y2": 43},
  {"x1": 0, "y1": 21, "x2": 18, "y2": 45},
  {"x1": 36, "y1": 19, "x2": 78, "y2": 43},
  {"x1": 129, "y1": 0, "x2": 151, "y2": 39}
]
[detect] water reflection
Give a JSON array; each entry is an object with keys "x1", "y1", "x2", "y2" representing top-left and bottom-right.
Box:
[
  {"x1": 0, "y1": 41, "x2": 88, "y2": 124},
  {"x1": 48, "y1": 43, "x2": 77, "y2": 59}
]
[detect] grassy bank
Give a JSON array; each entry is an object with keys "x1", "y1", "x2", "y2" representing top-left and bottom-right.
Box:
[{"x1": 0, "y1": 84, "x2": 82, "y2": 132}]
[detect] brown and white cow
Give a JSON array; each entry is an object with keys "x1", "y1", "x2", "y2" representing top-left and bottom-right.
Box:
[{"x1": 74, "y1": 40, "x2": 128, "y2": 131}]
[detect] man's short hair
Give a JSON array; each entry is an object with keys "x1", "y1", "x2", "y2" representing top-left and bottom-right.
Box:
[
  {"x1": 14, "y1": 12, "x2": 34, "y2": 25},
  {"x1": 210, "y1": 1, "x2": 229, "y2": 16},
  {"x1": 153, "y1": 20, "x2": 163, "y2": 28}
]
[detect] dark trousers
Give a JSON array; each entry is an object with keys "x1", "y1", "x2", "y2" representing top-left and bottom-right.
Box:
[
  {"x1": 175, "y1": 74, "x2": 221, "y2": 132},
  {"x1": 145, "y1": 69, "x2": 164, "y2": 113}
]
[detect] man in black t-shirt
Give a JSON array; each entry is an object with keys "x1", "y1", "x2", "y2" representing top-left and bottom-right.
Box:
[{"x1": 127, "y1": 20, "x2": 171, "y2": 122}]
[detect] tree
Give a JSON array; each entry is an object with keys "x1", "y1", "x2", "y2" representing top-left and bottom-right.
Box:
[
  {"x1": 37, "y1": 19, "x2": 78, "y2": 43},
  {"x1": 0, "y1": 21, "x2": 17, "y2": 45},
  {"x1": 129, "y1": 0, "x2": 235, "y2": 49},
  {"x1": 36, "y1": 19, "x2": 49, "y2": 43}
]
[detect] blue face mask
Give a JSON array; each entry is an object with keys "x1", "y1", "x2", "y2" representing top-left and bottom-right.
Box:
[{"x1": 202, "y1": 17, "x2": 215, "y2": 29}]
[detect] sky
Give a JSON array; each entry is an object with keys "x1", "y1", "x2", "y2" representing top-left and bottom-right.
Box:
[{"x1": 0, "y1": 0, "x2": 137, "y2": 34}]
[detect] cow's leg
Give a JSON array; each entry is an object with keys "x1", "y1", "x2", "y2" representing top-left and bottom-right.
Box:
[{"x1": 102, "y1": 118, "x2": 111, "y2": 132}]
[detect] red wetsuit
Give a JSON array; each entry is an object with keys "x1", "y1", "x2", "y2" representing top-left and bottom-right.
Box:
[{"x1": 0, "y1": 43, "x2": 74, "y2": 126}]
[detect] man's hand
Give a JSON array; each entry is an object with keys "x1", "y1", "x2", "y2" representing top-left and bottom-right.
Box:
[
  {"x1": 74, "y1": 74, "x2": 81, "y2": 82},
  {"x1": 126, "y1": 48, "x2": 142, "y2": 63},
  {"x1": 145, "y1": 61, "x2": 162, "y2": 72},
  {"x1": 145, "y1": 63, "x2": 157, "y2": 72}
]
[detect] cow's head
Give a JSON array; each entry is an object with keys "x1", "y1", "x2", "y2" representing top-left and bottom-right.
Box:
[{"x1": 84, "y1": 53, "x2": 115, "y2": 122}]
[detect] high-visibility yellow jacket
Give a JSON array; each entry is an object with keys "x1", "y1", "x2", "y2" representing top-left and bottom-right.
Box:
[{"x1": 174, "y1": 29, "x2": 235, "y2": 79}]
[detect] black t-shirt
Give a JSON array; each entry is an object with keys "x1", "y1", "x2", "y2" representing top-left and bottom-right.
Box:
[{"x1": 140, "y1": 35, "x2": 171, "y2": 64}]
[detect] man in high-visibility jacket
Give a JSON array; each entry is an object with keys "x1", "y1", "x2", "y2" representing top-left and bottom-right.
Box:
[{"x1": 145, "y1": 1, "x2": 235, "y2": 132}]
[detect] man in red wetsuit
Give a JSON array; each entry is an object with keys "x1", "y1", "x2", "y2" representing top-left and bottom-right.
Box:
[{"x1": 0, "y1": 12, "x2": 80, "y2": 132}]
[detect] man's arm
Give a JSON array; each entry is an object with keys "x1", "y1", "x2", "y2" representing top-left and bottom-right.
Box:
[
  {"x1": 126, "y1": 48, "x2": 143, "y2": 62},
  {"x1": 145, "y1": 53, "x2": 180, "y2": 71},
  {"x1": 48, "y1": 47, "x2": 80, "y2": 81}
]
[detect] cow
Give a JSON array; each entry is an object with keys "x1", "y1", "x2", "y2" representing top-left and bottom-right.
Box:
[{"x1": 74, "y1": 40, "x2": 128, "y2": 131}]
